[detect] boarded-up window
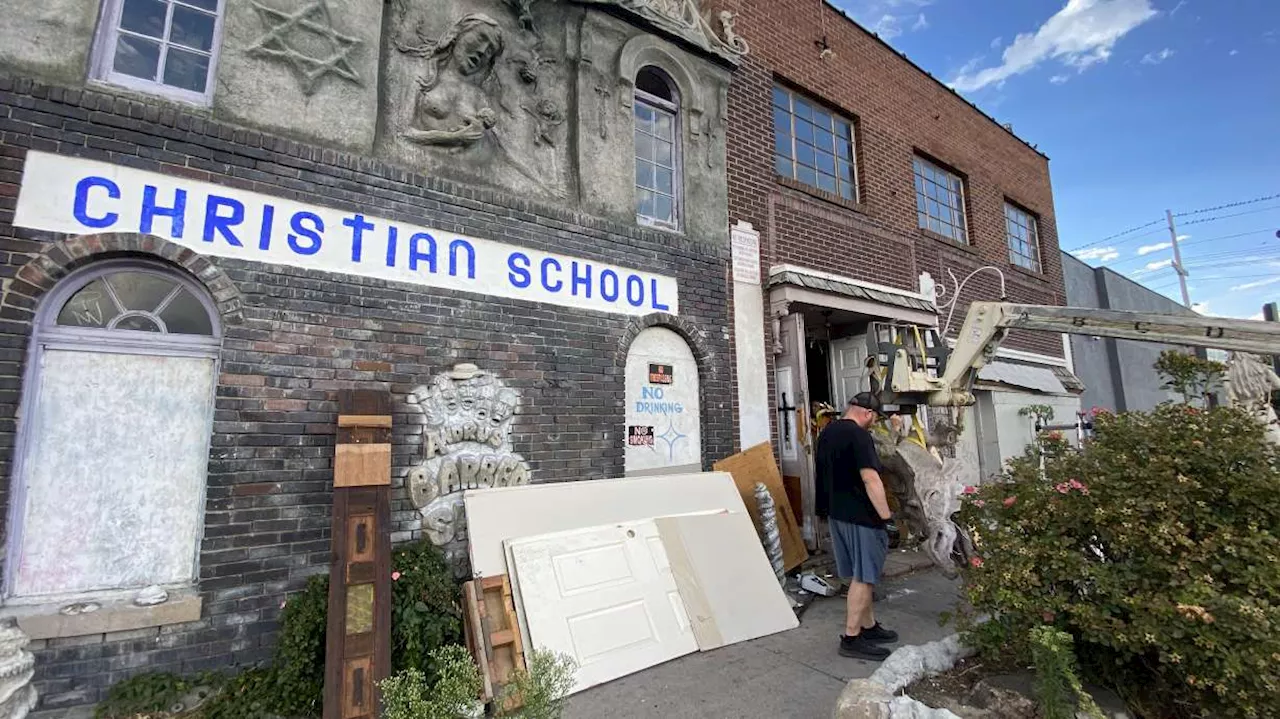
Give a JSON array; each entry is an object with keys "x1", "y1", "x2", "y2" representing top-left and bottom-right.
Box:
[{"x1": 8, "y1": 262, "x2": 220, "y2": 600}]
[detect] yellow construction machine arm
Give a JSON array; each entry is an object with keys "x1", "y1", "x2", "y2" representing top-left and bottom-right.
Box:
[{"x1": 885, "y1": 302, "x2": 1280, "y2": 408}]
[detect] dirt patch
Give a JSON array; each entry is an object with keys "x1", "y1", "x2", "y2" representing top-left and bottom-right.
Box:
[{"x1": 905, "y1": 655, "x2": 1029, "y2": 715}]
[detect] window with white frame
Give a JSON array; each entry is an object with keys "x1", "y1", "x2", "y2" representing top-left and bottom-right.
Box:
[
  {"x1": 6, "y1": 262, "x2": 220, "y2": 601},
  {"x1": 772, "y1": 86, "x2": 858, "y2": 201},
  {"x1": 913, "y1": 156, "x2": 968, "y2": 244},
  {"x1": 1005, "y1": 202, "x2": 1042, "y2": 272},
  {"x1": 92, "y1": 0, "x2": 225, "y2": 104},
  {"x1": 634, "y1": 67, "x2": 680, "y2": 229}
]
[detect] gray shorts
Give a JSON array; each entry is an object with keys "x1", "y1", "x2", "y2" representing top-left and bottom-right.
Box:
[{"x1": 830, "y1": 519, "x2": 889, "y2": 585}]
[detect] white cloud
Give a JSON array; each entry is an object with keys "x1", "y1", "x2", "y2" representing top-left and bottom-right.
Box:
[
  {"x1": 1251, "y1": 312, "x2": 1266, "y2": 320},
  {"x1": 913, "y1": 13, "x2": 929, "y2": 31},
  {"x1": 872, "y1": 14, "x2": 904, "y2": 39},
  {"x1": 1192, "y1": 301, "x2": 1209, "y2": 314},
  {"x1": 840, "y1": 0, "x2": 934, "y2": 41},
  {"x1": 1141, "y1": 47, "x2": 1175, "y2": 64},
  {"x1": 1230, "y1": 276, "x2": 1280, "y2": 292},
  {"x1": 1074, "y1": 246, "x2": 1121, "y2": 262},
  {"x1": 1171, "y1": 0, "x2": 1187, "y2": 15},
  {"x1": 991, "y1": 36, "x2": 1004, "y2": 49},
  {"x1": 1137, "y1": 242, "x2": 1172, "y2": 255},
  {"x1": 949, "y1": 0, "x2": 1159, "y2": 92},
  {"x1": 1050, "y1": 74, "x2": 1071, "y2": 84},
  {"x1": 1229, "y1": 49, "x2": 1239, "y2": 56},
  {"x1": 1146, "y1": 259, "x2": 1173, "y2": 270}
]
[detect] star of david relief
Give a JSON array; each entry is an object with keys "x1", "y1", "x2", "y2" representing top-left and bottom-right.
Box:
[
  {"x1": 246, "y1": 0, "x2": 363, "y2": 95},
  {"x1": 405, "y1": 364, "x2": 531, "y2": 562}
]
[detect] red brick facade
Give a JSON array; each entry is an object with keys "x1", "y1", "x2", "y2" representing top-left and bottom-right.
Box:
[{"x1": 724, "y1": 0, "x2": 1067, "y2": 358}]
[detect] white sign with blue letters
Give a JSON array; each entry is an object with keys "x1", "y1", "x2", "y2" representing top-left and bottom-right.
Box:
[{"x1": 13, "y1": 151, "x2": 679, "y2": 317}]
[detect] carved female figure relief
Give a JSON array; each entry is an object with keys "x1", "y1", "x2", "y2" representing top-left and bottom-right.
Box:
[{"x1": 397, "y1": 14, "x2": 505, "y2": 147}]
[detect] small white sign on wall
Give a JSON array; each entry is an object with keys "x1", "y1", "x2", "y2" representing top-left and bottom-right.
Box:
[
  {"x1": 730, "y1": 222, "x2": 760, "y2": 285},
  {"x1": 14, "y1": 151, "x2": 679, "y2": 317},
  {"x1": 625, "y1": 327, "x2": 701, "y2": 476}
]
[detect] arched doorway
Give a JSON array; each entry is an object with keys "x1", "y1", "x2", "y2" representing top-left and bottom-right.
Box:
[{"x1": 624, "y1": 326, "x2": 701, "y2": 476}]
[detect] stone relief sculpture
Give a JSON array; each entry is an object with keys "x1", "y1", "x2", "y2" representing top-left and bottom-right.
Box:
[
  {"x1": 577, "y1": 0, "x2": 749, "y2": 62},
  {"x1": 396, "y1": 13, "x2": 506, "y2": 147},
  {"x1": 0, "y1": 621, "x2": 36, "y2": 719},
  {"x1": 246, "y1": 0, "x2": 363, "y2": 94},
  {"x1": 407, "y1": 364, "x2": 531, "y2": 568},
  {"x1": 381, "y1": 0, "x2": 569, "y2": 198},
  {"x1": 1226, "y1": 353, "x2": 1280, "y2": 445}
]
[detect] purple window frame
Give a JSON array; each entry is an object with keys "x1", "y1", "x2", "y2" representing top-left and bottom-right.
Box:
[{"x1": 3, "y1": 259, "x2": 223, "y2": 601}]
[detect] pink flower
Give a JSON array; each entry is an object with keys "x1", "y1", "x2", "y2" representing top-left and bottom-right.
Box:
[
  {"x1": 1069, "y1": 479, "x2": 1085, "y2": 490},
  {"x1": 1042, "y1": 611, "x2": 1055, "y2": 622},
  {"x1": 1081, "y1": 488, "x2": 1091, "y2": 495},
  {"x1": 970, "y1": 556, "x2": 984, "y2": 568},
  {"x1": 392, "y1": 571, "x2": 401, "y2": 581},
  {"x1": 963, "y1": 486, "x2": 979, "y2": 495},
  {"x1": 973, "y1": 499, "x2": 986, "y2": 508},
  {"x1": 1003, "y1": 496, "x2": 1018, "y2": 508}
]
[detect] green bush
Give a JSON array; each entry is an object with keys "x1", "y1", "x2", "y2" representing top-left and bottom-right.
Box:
[
  {"x1": 269, "y1": 573, "x2": 330, "y2": 717},
  {"x1": 95, "y1": 673, "x2": 195, "y2": 718},
  {"x1": 1154, "y1": 349, "x2": 1226, "y2": 405},
  {"x1": 1029, "y1": 626, "x2": 1104, "y2": 719},
  {"x1": 496, "y1": 649, "x2": 578, "y2": 719},
  {"x1": 958, "y1": 403, "x2": 1280, "y2": 718},
  {"x1": 380, "y1": 645, "x2": 482, "y2": 719},
  {"x1": 392, "y1": 539, "x2": 464, "y2": 677}
]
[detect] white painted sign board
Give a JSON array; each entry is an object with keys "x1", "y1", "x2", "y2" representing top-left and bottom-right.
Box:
[
  {"x1": 13, "y1": 151, "x2": 678, "y2": 317},
  {"x1": 624, "y1": 327, "x2": 701, "y2": 475},
  {"x1": 730, "y1": 224, "x2": 760, "y2": 285}
]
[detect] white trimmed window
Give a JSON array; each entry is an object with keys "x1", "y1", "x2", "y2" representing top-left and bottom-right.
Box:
[
  {"x1": 91, "y1": 0, "x2": 225, "y2": 105},
  {"x1": 6, "y1": 261, "x2": 220, "y2": 602},
  {"x1": 913, "y1": 156, "x2": 968, "y2": 244},
  {"x1": 1005, "y1": 202, "x2": 1042, "y2": 272},
  {"x1": 634, "y1": 67, "x2": 681, "y2": 230},
  {"x1": 773, "y1": 86, "x2": 858, "y2": 201}
]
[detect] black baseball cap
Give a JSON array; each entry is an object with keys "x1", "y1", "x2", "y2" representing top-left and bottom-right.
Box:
[{"x1": 849, "y1": 392, "x2": 887, "y2": 418}]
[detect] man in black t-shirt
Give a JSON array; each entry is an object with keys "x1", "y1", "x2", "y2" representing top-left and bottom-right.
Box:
[{"x1": 815, "y1": 392, "x2": 899, "y2": 661}]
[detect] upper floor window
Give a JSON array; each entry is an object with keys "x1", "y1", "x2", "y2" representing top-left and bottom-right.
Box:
[
  {"x1": 634, "y1": 67, "x2": 680, "y2": 230},
  {"x1": 913, "y1": 156, "x2": 968, "y2": 244},
  {"x1": 1005, "y1": 202, "x2": 1042, "y2": 272},
  {"x1": 92, "y1": 0, "x2": 225, "y2": 105},
  {"x1": 772, "y1": 86, "x2": 858, "y2": 202}
]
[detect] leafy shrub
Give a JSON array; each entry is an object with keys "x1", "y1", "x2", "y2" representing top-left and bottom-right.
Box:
[
  {"x1": 1029, "y1": 626, "x2": 1104, "y2": 719},
  {"x1": 392, "y1": 539, "x2": 464, "y2": 677},
  {"x1": 380, "y1": 645, "x2": 483, "y2": 719},
  {"x1": 496, "y1": 649, "x2": 578, "y2": 719},
  {"x1": 270, "y1": 573, "x2": 329, "y2": 717},
  {"x1": 958, "y1": 403, "x2": 1280, "y2": 718},
  {"x1": 95, "y1": 673, "x2": 195, "y2": 718},
  {"x1": 1154, "y1": 349, "x2": 1226, "y2": 405}
]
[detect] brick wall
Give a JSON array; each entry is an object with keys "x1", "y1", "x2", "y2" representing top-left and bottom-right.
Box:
[
  {"x1": 0, "y1": 74, "x2": 735, "y2": 713},
  {"x1": 725, "y1": 0, "x2": 1067, "y2": 360}
]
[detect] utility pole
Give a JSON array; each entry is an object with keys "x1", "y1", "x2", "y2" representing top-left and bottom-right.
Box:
[{"x1": 1166, "y1": 209, "x2": 1192, "y2": 309}]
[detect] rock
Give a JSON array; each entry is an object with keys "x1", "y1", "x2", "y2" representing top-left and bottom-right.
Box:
[
  {"x1": 1081, "y1": 685, "x2": 1132, "y2": 719},
  {"x1": 0, "y1": 620, "x2": 36, "y2": 718},
  {"x1": 887, "y1": 696, "x2": 965, "y2": 718},
  {"x1": 966, "y1": 674, "x2": 1038, "y2": 719},
  {"x1": 870, "y1": 634, "x2": 974, "y2": 694},
  {"x1": 134, "y1": 585, "x2": 169, "y2": 606},
  {"x1": 833, "y1": 679, "x2": 895, "y2": 719}
]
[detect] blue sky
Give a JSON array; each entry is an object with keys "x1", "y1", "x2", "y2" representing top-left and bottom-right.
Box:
[{"x1": 830, "y1": 0, "x2": 1280, "y2": 319}]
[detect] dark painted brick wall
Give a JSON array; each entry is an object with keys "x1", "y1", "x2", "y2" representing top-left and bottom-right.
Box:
[{"x1": 0, "y1": 73, "x2": 735, "y2": 713}]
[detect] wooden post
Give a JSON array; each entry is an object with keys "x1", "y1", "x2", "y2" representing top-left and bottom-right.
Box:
[{"x1": 324, "y1": 390, "x2": 393, "y2": 719}]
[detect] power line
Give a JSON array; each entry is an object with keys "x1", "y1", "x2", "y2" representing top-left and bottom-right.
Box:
[
  {"x1": 1179, "y1": 203, "x2": 1280, "y2": 227},
  {"x1": 1102, "y1": 229, "x2": 1277, "y2": 268},
  {"x1": 1173, "y1": 192, "x2": 1280, "y2": 218},
  {"x1": 1066, "y1": 218, "x2": 1164, "y2": 252}
]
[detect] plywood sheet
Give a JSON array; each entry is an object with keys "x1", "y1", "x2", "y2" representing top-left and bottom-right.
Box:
[
  {"x1": 712, "y1": 443, "x2": 808, "y2": 571},
  {"x1": 464, "y1": 472, "x2": 744, "y2": 578},
  {"x1": 334, "y1": 443, "x2": 392, "y2": 487},
  {"x1": 506, "y1": 522, "x2": 696, "y2": 694},
  {"x1": 656, "y1": 512, "x2": 799, "y2": 651}
]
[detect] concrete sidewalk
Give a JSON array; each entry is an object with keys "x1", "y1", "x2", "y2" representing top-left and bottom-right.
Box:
[{"x1": 563, "y1": 568, "x2": 962, "y2": 719}]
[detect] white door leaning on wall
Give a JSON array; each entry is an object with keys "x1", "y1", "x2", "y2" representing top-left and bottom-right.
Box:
[{"x1": 624, "y1": 327, "x2": 701, "y2": 476}]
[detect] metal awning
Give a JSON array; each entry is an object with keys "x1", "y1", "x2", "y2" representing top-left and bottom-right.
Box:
[
  {"x1": 976, "y1": 361, "x2": 1079, "y2": 395},
  {"x1": 767, "y1": 266, "x2": 938, "y2": 325}
]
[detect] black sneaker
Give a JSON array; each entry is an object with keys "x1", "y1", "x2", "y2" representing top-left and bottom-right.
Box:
[
  {"x1": 839, "y1": 634, "x2": 891, "y2": 661},
  {"x1": 861, "y1": 623, "x2": 899, "y2": 644}
]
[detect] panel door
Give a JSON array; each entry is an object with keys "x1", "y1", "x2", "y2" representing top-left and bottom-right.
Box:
[
  {"x1": 829, "y1": 334, "x2": 870, "y2": 409},
  {"x1": 507, "y1": 522, "x2": 696, "y2": 694}
]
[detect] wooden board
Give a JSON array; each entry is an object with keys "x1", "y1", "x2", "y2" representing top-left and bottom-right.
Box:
[
  {"x1": 656, "y1": 512, "x2": 798, "y2": 650},
  {"x1": 324, "y1": 391, "x2": 392, "y2": 719},
  {"x1": 462, "y1": 583, "x2": 494, "y2": 701},
  {"x1": 468, "y1": 576, "x2": 525, "y2": 711},
  {"x1": 713, "y1": 443, "x2": 808, "y2": 572},
  {"x1": 334, "y1": 444, "x2": 392, "y2": 488},
  {"x1": 782, "y1": 475, "x2": 803, "y2": 528}
]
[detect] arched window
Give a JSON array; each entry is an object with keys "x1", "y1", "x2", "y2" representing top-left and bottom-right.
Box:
[
  {"x1": 6, "y1": 260, "x2": 221, "y2": 601},
  {"x1": 634, "y1": 66, "x2": 681, "y2": 230}
]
